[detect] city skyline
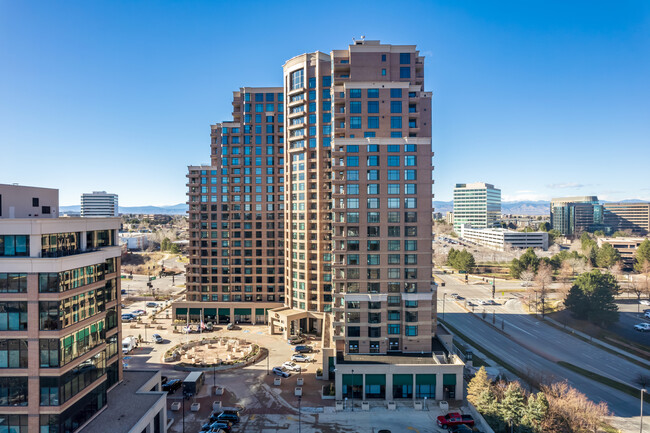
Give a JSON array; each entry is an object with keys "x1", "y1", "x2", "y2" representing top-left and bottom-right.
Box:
[{"x1": 2, "y1": 0, "x2": 649, "y2": 206}]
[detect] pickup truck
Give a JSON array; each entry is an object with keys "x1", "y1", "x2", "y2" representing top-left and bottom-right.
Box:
[{"x1": 436, "y1": 412, "x2": 475, "y2": 428}]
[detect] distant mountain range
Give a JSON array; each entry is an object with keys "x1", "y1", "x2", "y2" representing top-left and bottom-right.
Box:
[
  {"x1": 433, "y1": 201, "x2": 551, "y2": 215},
  {"x1": 59, "y1": 199, "x2": 646, "y2": 217},
  {"x1": 60, "y1": 204, "x2": 187, "y2": 215}
]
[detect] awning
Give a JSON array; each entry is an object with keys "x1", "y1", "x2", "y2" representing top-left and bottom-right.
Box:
[
  {"x1": 416, "y1": 374, "x2": 436, "y2": 385},
  {"x1": 342, "y1": 374, "x2": 362, "y2": 386},
  {"x1": 204, "y1": 308, "x2": 217, "y2": 316},
  {"x1": 255, "y1": 308, "x2": 266, "y2": 315},
  {"x1": 189, "y1": 308, "x2": 201, "y2": 315},
  {"x1": 218, "y1": 308, "x2": 230, "y2": 315},
  {"x1": 443, "y1": 374, "x2": 456, "y2": 385},
  {"x1": 393, "y1": 374, "x2": 413, "y2": 386},
  {"x1": 234, "y1": 308, "x2": 251, "y2": 315},
  {"x1": 365, "y1": 374, "x2": 386, "y2": 386},
  {"x1": 176, "y1": 308, "x2": 188, "y2": 315}
]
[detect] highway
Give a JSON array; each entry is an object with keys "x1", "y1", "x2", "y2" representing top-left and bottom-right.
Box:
[{"x1": 435, "y1": 271, "x2": 649, "y2": 424}]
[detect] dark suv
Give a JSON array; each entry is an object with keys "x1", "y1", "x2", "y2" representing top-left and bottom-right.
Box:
[
  {"x1": 161, "y1": 379, "x2": 182, "y2": 393},
  {"x1": 294, "y1": 345, "x2": 313, "y2": 353}
]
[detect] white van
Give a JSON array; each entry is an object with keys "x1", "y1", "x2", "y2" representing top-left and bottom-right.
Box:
[{"x1": 122, "y1": 336, "x2": 137, "y2": 354}]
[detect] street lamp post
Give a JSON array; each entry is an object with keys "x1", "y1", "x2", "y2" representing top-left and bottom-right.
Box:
[
  {"x1": 442, "y1": 293, "x2": 447, "y2": 320},
  {"x1": 213, "y1": 364, "x2": 216, "y2": 389},
  {"x1": 534, "y1": 291, "x2": 538, "y2": 316},
  {"x1": 181, "y1": 385, "x2": 185, "y2": 433},
  {"x1": 351, "y1": 369, "x2": 355, "y2": 412},
  {"x1": 641, "y1": 388, "x2": 647, "y2": 433},
  {"x1": 298, "y1": 395, "x2": 302, "y2": 433}
]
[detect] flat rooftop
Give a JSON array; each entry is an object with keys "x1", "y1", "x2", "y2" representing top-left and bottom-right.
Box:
[
  {"x1": 83, "y1": 370, "x2": 164, "y2": 433},
  {"x1": 337, "y1": 336, "x2": 451, "y2": 365}
]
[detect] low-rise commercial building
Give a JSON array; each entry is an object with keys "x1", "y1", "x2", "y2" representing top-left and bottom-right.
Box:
[
  {"x1": 460, "y1": 225, "x2": 549, "y2": 251},
  {"x1": 597, "y1": 237, "x2": 647, "y2": 269},
  {"x1": 119, "y1": 233, "x2": 150, "y2": 251}
]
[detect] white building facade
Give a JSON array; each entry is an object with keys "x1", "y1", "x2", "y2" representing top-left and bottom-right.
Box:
[
  {"x1": 460, "y1": 225, "x2": 549, "y2": 251},
  {"x1": 453, "y1": 182, "x2": 501, "y2": 233},
  {"x1": 81, "y1": 191, "x2": 119, "y2": 217}
]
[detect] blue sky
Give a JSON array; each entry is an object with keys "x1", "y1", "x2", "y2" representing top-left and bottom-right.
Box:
[{"x1": 1, "y1": 0, "x2": 649, "y2": 206}]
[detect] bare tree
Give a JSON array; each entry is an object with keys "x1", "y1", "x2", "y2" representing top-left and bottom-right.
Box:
[
  {"x1": 641, "y1": 259, "x2": 650, "y2": 300},
  {"x1": 542, "y1": 381, "x2": 610, "y2": 433},
  {"x1": 535, "y1": 261, "x2": 553, "y2": 316},
  {"x1": 609, "y1": 261, "x2": 623, "y2": 282},
  {"x1": 558, "y1": 260, "x2": 574, "y2": 299}
]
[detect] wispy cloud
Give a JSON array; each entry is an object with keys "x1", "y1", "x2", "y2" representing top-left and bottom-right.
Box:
[{"x1": 546, "y1": 182, "x2": 585, "y2": 189}]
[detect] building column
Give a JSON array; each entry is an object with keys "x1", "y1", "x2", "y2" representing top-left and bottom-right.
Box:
[
  {"x1": 81, "y1": 231, "x2": 88, "y2": 251},
  {"x1": 29, "y1": 235, "x2": 40, "y2": 258},
  {"x1": 386, "y1": 373, "x2": 393, "y2": 401},
  {"x1": 456, "y1": 372, "x2": 464, "y2": 400},
  {"x1": 361, "y1": 374, "x2": 366, "y2": 401},
  {"x1": 412, "y1": 375, "x2": 417, "y2": 401},
  {"x1": 335, "y1": 371, "x2": 342, "y2": 400},
  {"x1": 435, "y1": 373, "x2": 444, "y2": 401}
]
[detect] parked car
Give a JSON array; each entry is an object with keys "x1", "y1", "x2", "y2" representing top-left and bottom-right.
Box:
[
  {"x1": 121, "y1": 314, "x2": 135, "y2": 322},
  {"x1": 201, "y1": 421, "x2": 232, "y2": 433},
  {"x1": 450, "y1": 293, "x2": 459, "y2": 299},
  {"x1": 216, "y1": 412, "x2": 240, "y2": 424},
  {"x1": 640, "y1": 300, "x2": 650, "y2": 306},
  {"x1": 205, "y1": 322, "x2": 214, "y2": 331},
  {"x1": 291, "y1": 354, "x2": 312, "y2": 363},
  {"x1": 226, "y1": 323, "x2": 235, "y2": 330},
  {"x1": 132, "y1": 309, "x2": 146, "y2": 316},
  {"x1": 272, "y1": 367, "x2": 291, "y2": 378},
  {"x1": 282, "y1": 361, "x2": 302, "y2": 372},
  {"x1": 146, "y1": 302, "x2": 158, "y2": 308},
  {"x1": 162, "y1": 379, "x2": 182, "y2": 393},
  {"x1": 152, "y1": 334, "x2": 164, "y2": 344},
  {"x1": 294, "y1": 345, "x2": 313, "y2": 353},
  {"x1": 520, "y1": 281, "x2": 532, "y2": 287},
  {"x1": 634, "y1": 323, "x2": 650, "y2": 332},
  {"x1": 121, "y1": 288, "x2": 127, "y2": 294},
  {"x1": 644, "y1": 311, "x2": 650, "y2": 319},
  {"x1": 288, "y1": 335, "x2": 305, "y2": 345},
  {"x1": 122, "y1": 336, "x2": 137, "y2": 354},
  {"x1": 436, "y1": 412, "x2": 475, "y2": 428}
]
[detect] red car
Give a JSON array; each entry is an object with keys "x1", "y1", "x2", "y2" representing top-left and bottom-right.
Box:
[{"x1": 436, "y1": 412, "x2": 475, "y2": 428}]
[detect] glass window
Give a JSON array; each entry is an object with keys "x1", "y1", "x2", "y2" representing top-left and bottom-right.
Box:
[
  {"x1": 367, "y1": 101, "x2": 379, "y2": 113},
  {"x1": 405, "y1": 169, "x2": 417, "y2": 180},
  {"x1": 400, "y1": 53, "x2": 411, "y2": 64},
  {"x1": 0, "y1": 302, "x2": 28, "y2": 331},
  {"x1": 367, "y1": 254, "x2": 380, "y2": 265},
  {"x1": 405, "y1": 240, "x2": 417, "y2": 251},
  {"x1": 400, "y1": 67, "x2": 410, "y2": 78},
  {"x1": 350, "y1": 117, "x2": 362, "y2": 129},
  {"x1": 347, "y1": 199, "x2": 359, "y2": 209},
  {"x1": 350, "y1": 101, "x2": 361, "y2": 113},
  {"x1": 405, "y1": 184, "x2": 417, "y2": 194},
  {"x1": 405, "y1": 198, "x2": 417, "y2": 208},
  {"x1": 387, "y1": 156, "x2": 400, "y2": 166},
  {"x1": 405, "y1": 212, "x2": 417, "y2": 223},
  {"x1": 388, "y1": 198, "x2": 400, "y2": 208},
  {"x1": 390, "y1": 101, "x2": 402, "y2": 113},
  {"x1": 349, "y1": 89, "x2": 361, "y2": 98},
  {"x1": 388, "y1": 324, "x2": 400, "y2": 335},
  {"x1": 367, "y1": 184, "x2": 379, "y2": 195},
  {"x1": 0, "y1": 274, "x2": 27, "y2": 293},
  {"x1": 367, "y1": 156, "x2": 379, "y2": 166},
  {"x1": 367, "y1": 198, "x2": 379, "y2": 209},
  {"x1": 367, "y1": 117, "x2": 379, "y2": 129},
  {"x1": 405, "y1": 326, "x2": 418, "y2": 336},
  {"x1": 346, "y1": 156, "x2": 359, "y2": 167},
  {"x1": 367, "y1": 170, "x2": 379, "y2": 180},
  {"x1": 405, "y1": 156, "x2": 417, "y2": 166},
  {"x1": 347, "y1": 170, "x2": 359, "y2": 181},
  {"x1": 387, "y1": 170, "x2": 400, "y2": 180},
  {"x1": 388, "y1": 211, "x2": 400, "y2": 223},
  {"x1": 308, "y1": 77, "x2": 316, "y2": 88},
  {"x1": 367, "y1": 89, "x2": 379, "y2": 98},
  {"x1": 346, "y1": 184, "x2": 359, "y2": 195},
  {"x1": 388, "y1": 226, "x2": 400, "y2": 237},
  {"x1": 387, "y1": 184, "x2": 400, "y2": 194},
  {"x1": 390, "y1": 88, "x2": 403, "y2": 98},
  {"x1": 388, "y1": 240, "x2": 400, "y2": 251}
]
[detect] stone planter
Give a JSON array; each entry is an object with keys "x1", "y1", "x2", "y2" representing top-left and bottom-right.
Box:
[
  {"x1": 212, "y1": 401, "x2": 222, "y2": 411},
  {"x1": 315, "y1": 374, "x2": 324, "y2": 380},
  {"x1": 414, "y1": 401, "x2": 423, "y2": 411},
  {"x1": 321, "y1": 385, "x2": 336, "y2": 400},
  {"x1": 439, "y1": 400, "x2": 449, "y2": 412},
  {"x1": 335, "y1": 401, "x2": 344, "y2": 411},
  {"x1": 296, "y1": 377, "x2": 304, "y2": 386},
  {"x1": 191, "y1": 402, "x2": 200, "y2": 412},
  {"x1": 274, "y1": 377, "x2": 282, "y2": 386},
  {"x1": 170, "y1": 402, "x2": 181, "y2": 411},
  {"x1": 214, "y1": 386, "x2": 224, "y2": 396},
  {"x1": 387, "y1": 401, "x2": 396, "y2": 410},
  {"x1": 295, "y1": 387, "x2": 302, "y2": 396},
  {"x1": 361, "y1": 401, "x2": 369, "y2": 411}
]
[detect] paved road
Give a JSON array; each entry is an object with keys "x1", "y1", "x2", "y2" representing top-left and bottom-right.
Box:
[{"x1": 436, "y1": 272, "x2": 649, "y2": 428}]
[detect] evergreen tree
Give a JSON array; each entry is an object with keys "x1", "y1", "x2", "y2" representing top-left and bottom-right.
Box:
[
  {"x1": 596, "y1": 243, "x2": 621, "y2": 268},
  {"x1": 499, "y1": 382, "x2": 526, "y2": 431},
  {"x1": 467, "y1": 366, "x2": 491, "y2": 408},
  {"x1": 510, "y1": 248, "x2": 539, "y2": 278},
  {"x1": 522, "y1": 392, "x2": 549, "y2": 433},
  {"x1": 564, "y1": 270, "x2": 619, "y2": 326},
  {"x1": 635, "y1": 239, "x2": 650, "y2": 272}
]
